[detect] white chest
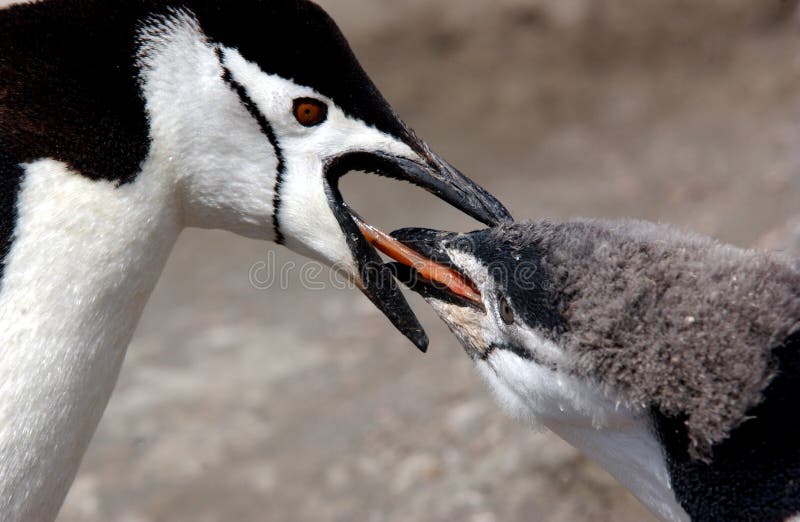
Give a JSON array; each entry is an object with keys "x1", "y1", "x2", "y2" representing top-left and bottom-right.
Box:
[
  {"x1": 0, "y1": 158, "x2": 180, "y2": 521},
  {"x1": 476, "y1": 349, "x2": 689, "y2": 522}
]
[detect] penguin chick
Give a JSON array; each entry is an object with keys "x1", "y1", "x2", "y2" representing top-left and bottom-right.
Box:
[{"x1": 390, "y1": 219, "x2": 800, "y2": 522}]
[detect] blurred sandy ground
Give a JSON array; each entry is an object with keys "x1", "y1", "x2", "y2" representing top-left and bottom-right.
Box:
[{"x1": 2, "y1": 0, "x2": 792, "y2": 520}]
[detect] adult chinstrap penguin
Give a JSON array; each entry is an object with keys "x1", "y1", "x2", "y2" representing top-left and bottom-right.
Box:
[
  {"x1": 0, "y1": 1, "x2": 510, "y2": 520},
  {"x1": 389, "y1": 219, "x2": 800, "y2": 522},
  {"x1": 0, "y1": 0, "x2": 511, "y2": 347}
]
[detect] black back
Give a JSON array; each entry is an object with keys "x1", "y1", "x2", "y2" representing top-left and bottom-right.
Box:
[
  {"x1": 1, "y1": 0, "x2": 152, "y2": 184},
  {"x1": 0, "y1": 0, "x2": 409, "y2": 279},
  {"x1": 652, "y1": 332, "x2": 800, "y2": 522}
]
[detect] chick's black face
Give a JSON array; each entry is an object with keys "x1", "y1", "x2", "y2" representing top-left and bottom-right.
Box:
[
  {"x1": 390, "y1": 226, "x2": 563, "y2": 330},
  {"x1": 388, "y1": 226, "x2": 565, "y2": 361}
]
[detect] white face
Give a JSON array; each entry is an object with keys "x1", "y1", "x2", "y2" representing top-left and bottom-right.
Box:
[
  {"x1": 216, "y1": 48, "x2": 419, "y2": 268},
  {"x1": 137, "y1": 11, "x2": 510, "y2": 347},
  {"x1": 139, "y1": 12, "x2": 417, "y2": 270}
]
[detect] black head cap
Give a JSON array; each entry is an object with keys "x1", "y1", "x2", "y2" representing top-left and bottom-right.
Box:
[{"x1": 186, "y1": 0, "x2": 411, "y2": 142}]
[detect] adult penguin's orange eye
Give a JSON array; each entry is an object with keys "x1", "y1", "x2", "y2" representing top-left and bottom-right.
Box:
[{"x1": 293, "y1": 98, "x2": 328, "y2": 127}]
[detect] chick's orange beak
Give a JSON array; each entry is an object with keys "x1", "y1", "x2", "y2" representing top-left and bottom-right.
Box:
[{"x1": 351, "y1": 214, "x2": 482, "y2": 304}]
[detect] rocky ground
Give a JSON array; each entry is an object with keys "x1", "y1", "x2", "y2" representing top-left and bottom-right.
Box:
[{"x1": 5, "y1": 0, "x2": 799, "y2": 520}]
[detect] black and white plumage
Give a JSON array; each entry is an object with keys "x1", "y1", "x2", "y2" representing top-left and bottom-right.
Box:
[
  {"x1": 0, "y1": 1, "x2": 510, "y2": 520},
  {"x1": 391, "y1": 219, "x2": 800, "y2": 522}
]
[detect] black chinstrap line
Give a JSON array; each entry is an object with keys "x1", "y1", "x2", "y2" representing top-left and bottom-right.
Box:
[
  {"x1": 481, "y1": 343, "x2": 535, "y2": 363},
  {"x1": 216, "y1": 47, "x2": 287, "y2": 244}
]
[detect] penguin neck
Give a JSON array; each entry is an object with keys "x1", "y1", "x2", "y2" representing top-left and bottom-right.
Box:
[
  {"x1": 0, "y1": 157, "x2": 181, "y2": 521},
  {"x1": 476, "y1": 353, "x2": 689, "y2": 521},
  {"x1": 545, "y1": 415, "x2": 689, "y2": 522}
]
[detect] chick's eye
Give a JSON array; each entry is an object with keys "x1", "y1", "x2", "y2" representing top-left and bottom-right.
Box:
[
  {"x1": 498, "y1": 295, "x2": 515, "y2": 325},
  {"x1": 293, "y1": 98, "x2": 328, "y2": 127}
]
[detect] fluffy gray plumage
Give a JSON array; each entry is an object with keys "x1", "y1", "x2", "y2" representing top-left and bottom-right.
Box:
[{"x1": 496, "y1": 218, "x2": 800, "y2": 458}]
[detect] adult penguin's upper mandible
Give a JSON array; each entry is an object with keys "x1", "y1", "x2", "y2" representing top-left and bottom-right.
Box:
[{"x1": 0, "y1": 0, "x2": 512, "y2": 350}]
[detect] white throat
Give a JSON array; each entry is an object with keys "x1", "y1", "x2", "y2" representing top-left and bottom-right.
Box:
[
  {"x1": 0, "y1": 158, "x2": 181, "y2": 521},
  {"x1": 136, "y1": 11, "x2": 282, "y2": 240},
  {"x1": 476, "y1": 349, "x2": 689, "y2": 522}
]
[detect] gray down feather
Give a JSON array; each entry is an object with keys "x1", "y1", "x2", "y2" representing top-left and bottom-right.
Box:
[{"x1": 494, "y1": 218, "x2": 800, "y2": 459}]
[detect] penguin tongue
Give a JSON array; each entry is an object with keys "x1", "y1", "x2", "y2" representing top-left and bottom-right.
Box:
[{"x1": 350, "y1": 214, "x2": 481, "y2": 304}]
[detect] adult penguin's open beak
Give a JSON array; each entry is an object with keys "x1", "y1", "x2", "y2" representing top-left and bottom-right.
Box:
[{"x1": 323, "y1": 145, "x2": 512, "y2": 352}]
